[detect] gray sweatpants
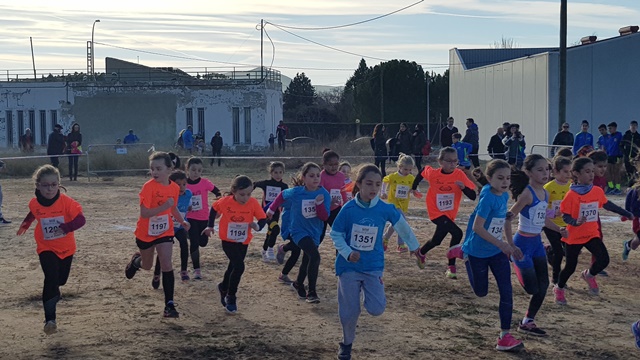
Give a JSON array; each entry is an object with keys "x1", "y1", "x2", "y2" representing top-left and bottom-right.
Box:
[{"x1": 337, "y1": 270, "x2": 386, "y2": 346}]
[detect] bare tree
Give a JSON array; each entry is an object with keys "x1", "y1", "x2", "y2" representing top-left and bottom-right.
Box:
[{"x1": 490, "y1": 37, "x2": 518, "y2": 49}]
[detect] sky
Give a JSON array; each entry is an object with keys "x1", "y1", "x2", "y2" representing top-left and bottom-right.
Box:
[{"x1": 1, "y1": 0, "x2": 639, "y2": 87}]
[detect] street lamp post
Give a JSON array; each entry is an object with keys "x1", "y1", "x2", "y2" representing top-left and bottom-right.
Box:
[{"x1": 91, "y1": 19, "x2": 100, "y2": 79}]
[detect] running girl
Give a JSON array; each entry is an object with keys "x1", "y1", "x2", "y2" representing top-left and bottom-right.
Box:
[
  {"x1": 623, "y1": 181, "x2": 640, "y2": 261},
  {"x1": 340, "y1": 161, "x2": 354, "y2": 203},
  {"x1": 267, "y1": 162, "x2": 330, "y2": 303},
  {"x1": 203, "y1": 176, "x2": 266, "y2": 314},
  {"x1": 185, "y1": 157, "x2": 221, "y2": 279},
  {"x1": 330, "y1": 164, "x2": 422, "y2": 360},
  {"x1": 320, "y1": 149, "x2": 346, "y2": 244},
  {"x1": 447, "y1": 159, "x2": 525, "y2": 351},
  {"x1": 411, "y1": 147, "x2": 476, "y2": 277},
  {"x1": 125, "y1": 151, "x2": 190, "y2": 318},
  {"x1": 254, "y1": 162, "x2": 288, "y2": 262},
  {"x1": 555, "y1": 157, "x2": 632, "y2": 304},
  {"x1": 17, "y1": 165, "x2": 85, "y2": 334},
  {"x1": 543, "y1": 156, "x2": 572, "y2": 285},
  {"x1": 381, "y1": 153, "x2": 415, "y2": 253}
]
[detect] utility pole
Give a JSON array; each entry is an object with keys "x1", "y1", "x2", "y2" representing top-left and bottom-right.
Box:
[
  {"x1": 426, "y1": 71, "x2": 430, "y2": 140},
  {"x1": 380, "y1": 65, "x2": 384, "y2": 123},
  {"x1": 559, "y1": 0, "x2": 567, "y2": 130},
  {"x1": 260, "y1": 19, "x2": 264, "y2": 81},
  {"x1": 30, "y1": 37, "x2": 36, "y2": 79}
]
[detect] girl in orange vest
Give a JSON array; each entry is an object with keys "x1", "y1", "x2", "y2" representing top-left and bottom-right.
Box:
[{"x1": 17, "y1": 165, "x2": 86, "y2": 335}]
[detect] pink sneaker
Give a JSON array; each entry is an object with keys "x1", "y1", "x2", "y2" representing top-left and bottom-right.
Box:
[
  {"x1": 413, "y1": 251, "x2": 426, "y2": 269},
  {"x1": 397, "y1": 244, "x2": 409, "y2": 253},
  {"x1": 447, "y1": 244, "x2": 464, "y2": 260},
  {"x1": 496, "y1": 333, "x2": 523, "y2": 351},
  {"x1": 445, "y1": 265, "x2": 457, "y2": 279},
  {"x1": 581, "y1": 269, "x2": 599, "y2": 295},
  {"x1": 553, "y1": 284, "x2": 567, "y2": 305}
]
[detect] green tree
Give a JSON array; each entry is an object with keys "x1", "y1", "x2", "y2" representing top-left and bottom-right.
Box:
[
  {"x1": 283, "y1": 72, "x2": 316, "y2": 112},
  {"x1": 427, "y1": 69, "x2": 449, "y2": 139}
]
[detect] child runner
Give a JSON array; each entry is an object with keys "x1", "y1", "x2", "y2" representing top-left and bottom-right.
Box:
[
  {"x1": 542, "y1": 156, "x2": 572, "y2": 285},
  {"x1": 623, "y1": 181, "x2": 640, "y2": 261},
  {"x1": 340, "y1": 161, "x2": 354, "y2": 203},
  {"x1": 380, "y1": 153, "x2": 415, "y2": 253},
  {"x1": 203, "y1": 176, "x2": 266, "y2": 314},
  {"x1": 587, "y1": 150, "x2": 610, "y2": 276},
  {"x1": 152, "y1": 170, "x2": 192, "y2": 287},
  {"x1": 185, "y1": 157, "x2": 221, "y2": 279},
  {"x1": 411, "y1": 147, "x2": 476, "y2": 277},
  {"x1": 254, "y1": 162, "x2": 288, "y2": 262},
  {"x1": 330, "y1": 164, "x2": 423, "y2": 360},
  {"x1": 554, "y1": 157, "x2": 632, "y2": 304},
  {"x1": 447, "y1": 159, "x2": 525, "y2": 351},
  {"x1": 16, "y1": 165, "x2": 85, "y2": 334},
  {"x1": 275, "y1": 196, "x2": 298, "y2": 284},
  {"x1": 320, "y1": 149, "x2": 347, "y2": 244},
  {"x1": 508, "y1": 154, "x2": 563, "y2": 337},
  {"x1": 451, "y1": 132, "x2": 477, "y2": 183},
  {"x1": 267, "y1": 162, "x2": 330, "y2": 303},
  {"x1": 125, "y1": 151, "x2": 190, "y2": 318}
]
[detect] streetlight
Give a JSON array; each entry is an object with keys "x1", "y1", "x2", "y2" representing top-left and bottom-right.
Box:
[{"x1": 92, "y1": 19, "x2": 100, "y2": 79}]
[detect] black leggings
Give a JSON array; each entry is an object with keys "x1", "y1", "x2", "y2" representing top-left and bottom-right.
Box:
[
  {"x1": 543, "y1": 227, "x2": 564, "y2": 284},
  {"x1": 374, "y1": 157, "x2": 386, "y2": 177},
  {"x1": 39, "y1": 251, "x2": 73, "y2": 322},
  {"x1": 68, "y1": 154, "x2": 79, "y2": 180},
  {"x1": 420, "y1": 216, "x2": 463, "y2": 266},
  {"x1": 319, "y1": 207, "x2": 341, "y2": 244},
  {"x1": 557, "y1": 237, "x2": 609, "y2": 289},
  {"x1": 188, "y1": 219, "x2": 209, "y2": 269},
  {"x1": 282, "y1": 240, "x2": 301, "y2": 276},
  {"x1": 263, "y1": 211, "x2": 281, "y2": 251},
  {"x1": 154, "y1": 228, "x2": 189, "y2": 273},
  {"x1": 296, "y1": 237, "x2": 320, "y2": 293},
  {"x1": 514, "y1": 256, "x2": 549, "y2": 320},
  {"x1": 221, "y1": 241, "x2": 248, "y2": 296}
]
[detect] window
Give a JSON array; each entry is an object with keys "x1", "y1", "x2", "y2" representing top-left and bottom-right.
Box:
[
  {"x1": 186, "y1": 108, "x2": 193, "y2": 129},
  {"x1": 244, "y1": 107, "x2": 251, "y2": 144},
  {"x1": 28, "y1": 110, "x2": 36, "y2": 137},
  {"x1": 17, "y1": 110, "x2": 24, "y2": 137},
  {"x1": 5, "y1": 111, "x2": 13, "y2": 146},
  {"x1": 50, "y1": 110, "x2": 58, "y2": 130},
  {"x1": 232, "y1": 107, "x2": 240, "y2": 144},
  {"x1": 40, "y1": 110, "x2": 47, "y2": 145},
  {"x1": 197, "y1": 108, "x2": 205, "y2": 137}
]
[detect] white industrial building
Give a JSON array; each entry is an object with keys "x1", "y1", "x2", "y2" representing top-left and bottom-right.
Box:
[{"x1": 449, "y1": 27, "x2": 640, "y2": 156}]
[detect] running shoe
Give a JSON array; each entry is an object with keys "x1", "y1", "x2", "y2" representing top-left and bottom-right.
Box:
[
  {"x1": 217, "y1": 283, "x2": 227, "y2": 307},
  {"x1": 261, "y1": 249, "x2": 269, "y2": 263},
  {"x1": 553, "y1": 284, "x2": 567, "y2": 305},
  {"x1": 445, "y1": 265, "x2": 457, "y2": 279},
  {"x1": 623, "y1": 239, "x2": 632, "y2": 261},
  {"x1": 163, "y1": 302, "x2": 179, "y2": 318},
  {"x1": 518, "y1": 321, "x2": 547, "y2": 337},
  {"x1": 193, "y1": 268, "x2": 202, "y2": 280},
  {"x1": 306, "y1": 292, "x2": 320, "y2": 304},
  {"x1": 0, "y1": 217, "x2": 11, "y2": 225},
  {"x1": 612, "y1": 189, "x2": 622, "y2": 196},
  {"x1": 224, "y1": 295, "x2": 237, "y2": 314},
  {"x1": 382, "y1": 238, "x2": 389, "y2": 252},
  {"x1": 180, "y1": 270, "x2": 190, "y2": 281},
  {"x1": 276, "y1": 244, "x2": 286, "y2": 265},
  {"x1": 338, "y1": 342, "x2": 352, "y2": 360},
  {"x1": 397, "y1": 244, "x2": 409, "y2": 253},
  {"x1": 266, "y1": 247, "x2": 276, "y2": 262},
  {"x1": 447, "y1": 244, "x2": 464, "y2": 260},
  {"x1": 152, "y1": 275, "x2": 161, "y2": 289},
  {"x1": 496, "y1": 333, "x2": 523, "y2": 351},
  {"x1": 291, "y1": 282, "x2": 306, "y2": 299},
  {"x1": 43, "y1": 320, "x2": 57, "y2": 335},
  {"x1": 581, "y1": 269, "x2": 599, "y2": 295},
  {"x1": 125, "y1": 252, "x2": 141, "y2": 279},
  {"x1": 632, "y1": 321, "x2": 640, "y2": 349},
  {"x1": 414, "y1": 251, "x2": 426, "y2": 269},
  {"x1": 278, "y1": 273, "x2": 294, "y2": 284}
]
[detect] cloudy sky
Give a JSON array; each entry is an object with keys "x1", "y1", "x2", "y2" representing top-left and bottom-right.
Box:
[{"x1": 1, "y1": 0, "x2": 638, "y2": 86}]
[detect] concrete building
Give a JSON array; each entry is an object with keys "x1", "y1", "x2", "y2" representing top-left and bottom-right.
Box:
[
  {"x1": 0, "y1": 58, "x2": 282, "y2": 150},
  {"x1": 449, "y1": 28, "x2": 640, "y2": 157}
]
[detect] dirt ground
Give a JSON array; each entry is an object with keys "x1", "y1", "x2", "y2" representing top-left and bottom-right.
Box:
[{"x1": 0, "y1": 163, "x2": 639, "y2": 360}]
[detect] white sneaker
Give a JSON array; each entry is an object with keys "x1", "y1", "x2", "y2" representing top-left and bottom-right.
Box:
[
  {"x1": 261, "y1": 249, "x2": 269, "y2": 263},
  {"x1": 44, "y1": 320, "x2": 57, "y2": 335},
  {"x1": 266, "y1": 247, "x2": 276, "y2": 262}
]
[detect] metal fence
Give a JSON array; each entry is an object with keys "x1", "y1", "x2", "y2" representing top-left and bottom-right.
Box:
[{"x1": 85, "y1": 143, "x2": 155, "y2": 180}]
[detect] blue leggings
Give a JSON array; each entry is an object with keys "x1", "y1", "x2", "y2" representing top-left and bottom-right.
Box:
[
  {"x1": 512, "y1": 233, "x2": 549, "y2": 320},
  {"x1": 465, "y1": 252, "x2": 513, "y2": 331}
]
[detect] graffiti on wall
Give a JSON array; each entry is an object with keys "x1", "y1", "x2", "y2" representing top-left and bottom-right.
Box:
[{"x1": 1, "y1": 89, "x2": 31, "y2": 108}]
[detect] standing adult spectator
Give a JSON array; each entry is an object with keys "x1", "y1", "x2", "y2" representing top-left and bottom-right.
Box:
[
  {"x1": 552, "y1": 122, "x2": 574, "y2": 156},
  {"x1": 411, "y1": 124, "x2": 427, "y2": 169},
  {"x1": 487, "y1": 127, "x2": 506, "y2": 159},
  {"x1": 462, "y1": 118, "x2": 480, "y2": 167},
  {"x1": 66, "y1": 123, "x2": 82, "y2": 181},
  {"x1": 395, "y1": 122, "x2": 412, "y2": 157},
  {"x1": 210, "y1": 131, "x2": 223, "y2": 166},
  {"x1": 370, "y1": 123, "x2": 388, "y2": 177},
  {"x1": 572, "y1": 120, "x2": 593, "y2": 156},
  {"x1": 47, "y1": 124, "x2": 65, "y2": 168},
  {"x1": 606, "y1": 122, "x2": 623, "y2": 194},
  {"x1": 276, "y1": 120, "x2": 288, "y2": 151},
  {"x1": 596, "y1": 124, "x2": 609, "y2": 151},
  {"x1": 182, "y1": 125, "x2": 194, "y2": 153},
  {"x1": 440, "y1": 116, "x2": 458, "y2": 148},
  {"x1": 622, "y1": 120, "x2": 640, "y2": 185},
  {"x1": 123, "y1": 129, "x2": 139, "y2": 144},
  {"x1": 19, "y1": 128, "x2": 34, "y2": 153},
  {"x1": 503, "y1": 123, "x2": 526, "y2": 170}
]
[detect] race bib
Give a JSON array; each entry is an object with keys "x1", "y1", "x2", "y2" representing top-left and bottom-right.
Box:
[
  {"x1": 330, "y1": 189, "x2": 342, "y2": 205},
  {"x1": 148, "y1": 214, "x2": 169, "y2": 236},
  {"x1": 579, "y1": 202, "x2": 599, "y2": 223},
  {"x1": 488, "y1": 217, "x2": 505, "y2": 241},
  {"x1": 302, "y1": 199, "x2": 317, "y2": 219},
  {"x1": 41, "y1": 216, "x2": 65, "y2": 240},
  {"x1": 395, "y1": 185, "x2": 409, "y2": 199},
  {"x1": 191, "y1": 195, "x2": 203, "y2": 211},
  {"x1": 265, "y1": 186, "x2": 281, "y2": 202},
  {"x1": 351, "y1": 224, "x2": 378, "y2": 251},
  {"x1": 552, "y1": 200, "x2": 561, "y2": 218},
  {"x1": 532, "y1": 204, "x2": 547, "y2": 227},
  {"x1": 173, "y1": 211, "x2": 187, "y2": 228},
  {"x1": 437, "y1": 193, "x2": 455, "y2": 211},
  {"x1": 345, "y1": 192, "x2": 353, "y2": 201},
  {"x1": 227, "y1": 222, "x2": 249, "y2": 242},
  {"x1": 116, "y1": 148, "x2": 127, "y2": 155}
]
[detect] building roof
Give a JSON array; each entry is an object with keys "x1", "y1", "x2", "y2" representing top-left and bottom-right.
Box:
[{"x1": 457, "y1": 48, "x2": 557, "y2": 70}]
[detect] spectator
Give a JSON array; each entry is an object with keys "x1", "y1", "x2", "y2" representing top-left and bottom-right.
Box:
[
  {"x1": 411, "y1": 124, "x2": 427, "y2": 169},
  {"x1": 606, "y1": 121, "x2": 623, "y2": 194},
  {"x1": 123, "y1": 129, "x2": 139, "y2": 144},
  {"x1": 395, "y1": 122, "x2": 412, "y2": 157},
  {"x1": 268, "y1": 133, "x2": 275, "y2": 151},
  {"x1": 552, "y1": 122, "x2": 574, "y2": 156},
  {"x1": 462, "y1": 118, "x2": 480, "y2": 167},
  {"x1": 440, "y1": 116, "x2": 458, "y2": 148},
  {"x1": 622, "y1": 120, "x2": 640, "y2": 186},
  {"x1": 370, "y1": 123, "x2": 388, "y2": 177},
  {"x1": 182, "y1": 125, "x2": 194, "y2": 153},
  {"x1": 276, "y1": 120, "x2": 288, "y2": 151},
  {"x1": 502, "y1": 122, "x2": 511, "y2": 134},
  {"x1": 19, "y1": 128, "x2": 34, "y2": 153},
  {"x1": 47, "y1": 124, "x2": 65, "y2": 168},
  {"x1": 503, "y1": 123, "x2": 526, "y2": 170},
  {"x1": 210, "y1": 131, "x2": 223, "y2": 166},
  {"x1": 487, "y1": 127, "x2": 506, "y2": 159},
  {"x1": 66, "y1": 123, "x2": 82, "y2": 181},
  {"x1": 596, "y1": 124, "x2": 609, "y2": 151},
  {"x1": 572, "y1": 120, "x2": 593, "y2": 156}
]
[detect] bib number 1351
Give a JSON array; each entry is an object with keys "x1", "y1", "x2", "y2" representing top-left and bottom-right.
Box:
[{"x1": 351, "y1": 224, "x2": 378, "y2": 251}]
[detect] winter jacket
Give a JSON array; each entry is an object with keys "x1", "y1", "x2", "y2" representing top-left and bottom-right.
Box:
[
  {"x1": 503, "y1": 134, "x2": 526, "y2": 160},
  {"x1": 440, "y1": 126, "x2": 458, "y2": 148},
  {"x1": 395, "y1": 130, "x2": 412, "y2": 155},
  {"x1": 572, "y1": 132, "x2": 594, "y2": 155},
  {"x1": 462, "y1": 123, "x2": 479, "y2": 149},
  {"x1": 621, "y1": 130, "x2": 640, "y2": 159},
  {"x1": 487, "y1": 134, "x2": 506, "y2": 158},
  {"x1": 411, "y1": 130, "x2": 427, "y2": 155}
]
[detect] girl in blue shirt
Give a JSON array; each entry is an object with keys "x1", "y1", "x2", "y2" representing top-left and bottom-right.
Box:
[
  {"x1": 448, "y1": 159, "x2": 525, "y2": 352},
  {"x1": 330, "y1": 164, "x2": 422, "y2": 360}
]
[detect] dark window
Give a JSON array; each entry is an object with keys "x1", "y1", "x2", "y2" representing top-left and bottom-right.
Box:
[
  {"x1": 232, "y1": 107, "x2": 240, "y2": 144},
  {"x1": 197, "y1": 108, "x2": 205, "y2": 137},
  {"x1": 28, "y1": 110, "x2": 36, "y2": 138},
  {"x1": 244, "y1": 107, "x2": 251, "y2": 144},
  {"x1": 40, "y1": 110, "x2": 47, "y2": 144},
  {"x1": 5, "y1": 111, "x2": 13, "y2": 146},
  {"x1": 17, "y1": 110, "x2": 24, "y2": 137},
  {"x1": 50, "y1": 110, "x2": 58, "y2": 130},
  {"x1": 186, "y1": 108, "x2": 193, "y2": 129}
]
